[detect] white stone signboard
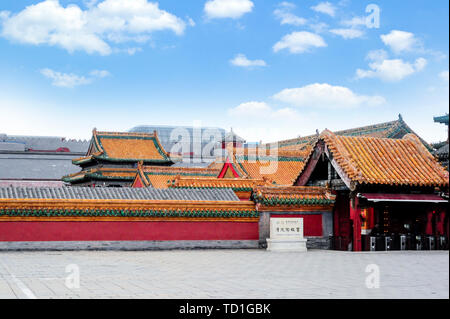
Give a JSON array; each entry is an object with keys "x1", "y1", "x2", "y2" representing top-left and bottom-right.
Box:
[
  {"x1": 270, "y1": 218, "x2": 304, "y2": 239},
  {"x1": 267, "y1": 218, "x2": 307, "y2": 252}
]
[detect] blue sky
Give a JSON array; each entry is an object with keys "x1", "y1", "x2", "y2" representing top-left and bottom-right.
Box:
[{"x1": 0, "y1": 0, "x2": 448, "y2": 143}]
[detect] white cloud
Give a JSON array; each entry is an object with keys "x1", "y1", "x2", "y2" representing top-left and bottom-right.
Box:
[
  {"x1": 228, "y1": 101, "x2": 271, "y2": 116},
  {"x1": 84, "y1": 0, "x2": 99, "y2": 8},
  {"x1": 330, "y1": 28, "x2": 364, "y2": 39},
  {"x1": 90, "y1": 69, "x2": 110, "y2": 78},
  {"x1": 273, "y1": 83, "x2": 385, "y2": 109},
  {"x1": 439, "y1": 70, "x2": 449, "y2": 82},
  {"x1": 1, "y1": 0, "x2": 187, "y2": 55},
  {"x1": 309, "y1": 22, "x2": 328, "y2": 34},
  {"x1": 271, "y1": 107, "x2": 298, "y2": 118},
  {"x1": 273, "y1": 31, "x2": 326, "y2": 54},
  {"x1": 274, "y1": 2, "x2": 307, "y2": 26},
  {"x1": 356, "y1": 57, "x2": 427, "y2": 82},
  {"x1": 365, "y1": 49, "x2": 388, "y2": 62},
  {"x1": 311, "y1": 2, "x2": 336, "y2": 17},
  {"x1": 204, "y1": 0, "x2": 254, "y2": 19},
  {"x1": 125, "y1": 47, "x2": 142, "y2": 55},
  {"x1": 40, "y1": 69, "x2": 92, "y2": 88},
  {"x1": 230, "y1": 54, "x2": 266, "y2": 67},
  {"x1": 341, "y1": 16, "x2": 366, "y2": 28},
  {"x1": 228, "y1": 101, "x2": 300, "y2": 121},
  {"x1": 0, "y1": 11, "x2": 10, "y2": 20},
  {"x1": 41, "y1": 68, "x2": 111, "y2": 87},
  {"x1": 187, "y1": 17, "x2": 196, "y2": 27},
  {"x1": 380, "y1": 30, "x2": 420, "y2": 54}
]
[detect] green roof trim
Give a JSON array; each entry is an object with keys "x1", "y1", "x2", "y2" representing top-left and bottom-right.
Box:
[
  {"x1": 173, "y1": 186, "x2": 254, "y2": 192},
  {"x1": 62, "y1": 170, "x2": 136, "y2": 183},
  {"x1": 254, "y1": 196, "x2": 335, "y2": 206},
  {"x1": 0, "y1": 208, "x2": 259, "y2": 219},
  {"x1": 434, "y1": 114, "x2": 449, "y2": 125}
]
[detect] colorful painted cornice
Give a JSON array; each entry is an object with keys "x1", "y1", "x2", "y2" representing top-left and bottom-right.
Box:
[
  {"x1": 62, "y1": 168, "x2": 137, "y2": 183},
  {"x1": 0, "y1": 198, "x2": 258, "y2": 221},
  {"x1": 254, "y1": 186, "x2": 335, "y2": 209}
]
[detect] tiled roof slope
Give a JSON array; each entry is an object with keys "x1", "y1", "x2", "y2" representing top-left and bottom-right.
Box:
[
  {"x1": 231, "y1": 148, "x2": 309, "y2": 186},
  {"x1": 315, "y1": 130, "x2": 449, "y2": 187},
  {"x1": 62, "y1": 167, "x2": 137, "y2": 183},
  {"x1": 136, "y1": 165, "x2": 221, "y2": 188},
  {"x1": 73, "y1": 130, "x2": 178, "y2": 165},
  {"x1": 0, "y1": 153, "x2": 80, "y2": 180},
  {"x1": 276, "y1": 115, "x2": 432, "y2": 151},
  {"x1": 0, "y1": 186, "x2": 239, "y2": 201},
  {"x1": 169, "y1": 176, "x2": 273, "y2": 191}
]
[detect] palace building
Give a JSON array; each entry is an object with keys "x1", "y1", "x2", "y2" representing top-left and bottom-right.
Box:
[
  {"x1": 1, "y1": 115, "x2": 448, "y2": 251},
  {"x1": 131, "y1": 164, "x2": 221, "y2": 188},
  {"x1": 295, "y1": 130, "x2": 448, "y2": 251},
  {"x1": 63, "y1": 129, "x2": 180, "y2": 187}
]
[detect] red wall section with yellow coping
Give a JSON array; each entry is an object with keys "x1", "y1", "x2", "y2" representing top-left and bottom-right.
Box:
[{"x1": 0, "y1": 221, "x2": 259, "y2": 242}]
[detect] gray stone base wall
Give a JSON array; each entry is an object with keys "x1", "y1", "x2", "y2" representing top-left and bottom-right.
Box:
[
  {"x1": 306, "y1": 237, "x2": 331, "y2": 249},
  {"x1": 0, "y1": 240, "x2": 259, "y2": 251},
  {"x1": 259, "y1": 237, "x2": 331, "y2": 249}
]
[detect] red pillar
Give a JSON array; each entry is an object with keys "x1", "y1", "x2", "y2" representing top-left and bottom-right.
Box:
[
  {"x1": 436, "y1": 210, "x2": 446, "y2": 236},
  {"x1": 350, "y1": 196, "x2": 362, "y2": 252},
  {"x1": 425, "y1": 211, "x2": 434, "y2": 235}
]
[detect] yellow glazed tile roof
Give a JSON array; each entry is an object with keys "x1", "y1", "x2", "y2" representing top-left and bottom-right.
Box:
[
  {"x1": 318, "y1": 130, "x2": 449, "y2": 187},
  {"x1": 170, "y1": 176, "x2": 273, "y2": 190},
  {"x1": 77, "y1": 130, "x2": 176, "y2": 164},
  {"x1": 136, "y1": 165, "x2": 221, "y2": 188},
  {"x1": 230, "y1": 148, "x2": 309, "y2": 186},
  {"x1": 62, "y1": 167, "x2": 137, "y2": 183}
]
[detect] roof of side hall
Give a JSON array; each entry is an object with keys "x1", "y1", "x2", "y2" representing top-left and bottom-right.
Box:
[
  {"x1": 275, "y1": 114, "x2": 432, "y2": 151},
  {"x1": 134, "y1": 164, "x2": 221, "y2": 188},
  {"x1": 301, "y1": 130, "x2": 449, "y2": 187},
  {"x1": 73, "y1": 129, "x2": 178, "y2": 165},
  {"x1": 169, "y1": 176, "x2": 273, "y2": 190},
  {"x1": 212, "y1": 148, "x2": 310, "y2": 186}
]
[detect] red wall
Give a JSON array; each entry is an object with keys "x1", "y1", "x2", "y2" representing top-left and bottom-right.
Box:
[
  {"x1": 0, "y1": 221, "x2": 258, "y2": 242},
  {"x1": 271, "y1": 214, "x2": 323, "y2": 236},
  {"x1": 333, "y1": 194, "x2": 350, "y2": 238}
]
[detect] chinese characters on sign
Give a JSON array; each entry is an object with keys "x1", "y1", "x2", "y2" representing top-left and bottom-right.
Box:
[{"x1": 270, "y1": 218, "x2": 304, "y2": 240}]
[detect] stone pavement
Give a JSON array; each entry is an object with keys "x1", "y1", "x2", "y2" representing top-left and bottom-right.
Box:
[{"x1": 0, "y1": 249, "x2": 448, "y2": 299}]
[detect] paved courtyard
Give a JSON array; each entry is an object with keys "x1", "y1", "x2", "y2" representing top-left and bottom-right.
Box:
[{"x1": 0, "y1": 249, "x2": 448, "y2": 299}]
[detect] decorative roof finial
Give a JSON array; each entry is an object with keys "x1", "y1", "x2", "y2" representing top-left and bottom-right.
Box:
[
  {"x1": 316, "y1": 129, "x2": 319, "y2": 136},
  {"x1": 398, "y1": 114, "x2": 403, "y2": 121}
]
